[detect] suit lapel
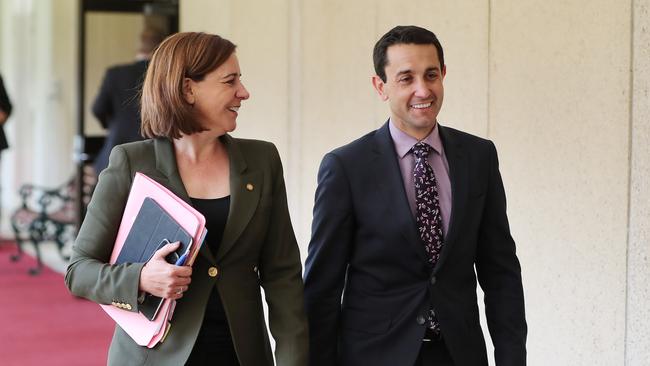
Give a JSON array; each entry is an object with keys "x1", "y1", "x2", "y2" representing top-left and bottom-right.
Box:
[
  {"x1": 435, "y1": 125, "x2": 468, "y2": 272},
  {"x1": 372, "y1": 123, "x2": 470, "y2": 272},
  {"x1": 373, "y1": 123, "x2": 430, "y2": 264},
  {"x1": 215, "y1": 135, "x2": 262, "y2": 261}
]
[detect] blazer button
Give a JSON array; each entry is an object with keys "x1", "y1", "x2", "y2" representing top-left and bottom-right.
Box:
[
  {"x1": 430, "y1": 276, "x2": 437, "y2": 285},
  {"x1": 208, "y1": 266, "x2": 219, "y2": 277},
  {"x1": 416, "y1": 315, "x2": 426, "y2": 325}
]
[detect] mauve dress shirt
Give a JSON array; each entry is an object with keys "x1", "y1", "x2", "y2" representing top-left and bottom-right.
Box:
[{"x1": 389, "y1": 120, "x2": 452, "y2": 237}]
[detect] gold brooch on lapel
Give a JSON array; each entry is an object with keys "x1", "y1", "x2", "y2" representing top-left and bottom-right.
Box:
[{"x1": 246, "y1": 183, "x2": 254, "y2": 191}]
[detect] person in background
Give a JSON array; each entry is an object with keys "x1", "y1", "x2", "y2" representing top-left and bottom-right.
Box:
[
  {"x1": 92, "y1": 26, "x2": 165, "y2": 175},
  {"x1": 0, "y1": 73, "x2": 13, "y2": 225},
  {"x1": 66, "y1": 32, "x2": 308, "y2": 366},
  {"x1": 304, "y1": 25, "x2": 527, "y2": 366}
]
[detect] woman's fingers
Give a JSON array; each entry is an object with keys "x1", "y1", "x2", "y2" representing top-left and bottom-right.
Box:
[
  {"x1": 153, "y1": 241, "x2": 180, "y2": 260},
  {"x1": 139, "y1": 251, "x2": 192, "y2": 298}
]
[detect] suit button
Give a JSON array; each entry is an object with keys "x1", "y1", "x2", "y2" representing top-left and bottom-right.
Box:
[
  {"x1": 208, "y1": 266, "x2": 219, "y2": 277},
  {"x1": 430, "y1": 276, "x2": 437, "y2": 285},
  {"x1": 416, "y1": 315, "x2": 426, "y2": 325}
]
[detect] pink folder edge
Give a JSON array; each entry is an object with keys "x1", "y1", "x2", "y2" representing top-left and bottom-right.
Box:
[{"x1": 99, "y1": 172, "x2": 206, "y2": 347}]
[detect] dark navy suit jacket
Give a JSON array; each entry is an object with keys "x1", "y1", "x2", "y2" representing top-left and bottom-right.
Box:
[
  {"x1": 304, "y1": 122, "x2": 527, "y2": 366},
  {"x1": 92, "y1": 60, "x2": 148, "y2": 173}
]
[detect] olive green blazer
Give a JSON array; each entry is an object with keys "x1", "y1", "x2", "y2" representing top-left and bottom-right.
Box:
[{"x1": 65, "y1": 136, "x2": 308, "y2": 366}]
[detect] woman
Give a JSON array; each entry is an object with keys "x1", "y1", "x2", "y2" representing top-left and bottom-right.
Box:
[{"x1": 65, "y1": 32, "x2": 308, "y2": 366}]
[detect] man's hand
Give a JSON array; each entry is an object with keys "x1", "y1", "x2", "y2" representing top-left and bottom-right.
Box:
[
  {"x1": 0, "y1": 110, "x2": 7, "y2": 125},
  {"x1": 139, "y1": 241, "x2": 192, "y2": 300}
]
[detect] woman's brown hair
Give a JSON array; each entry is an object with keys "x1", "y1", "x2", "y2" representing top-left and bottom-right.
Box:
[{"x1": 141, "y1": 32, "x2": 236, "y2": 139}]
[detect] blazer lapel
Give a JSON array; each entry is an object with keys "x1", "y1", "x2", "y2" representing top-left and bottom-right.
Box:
[
  {"x1": 216, "y1": 135, "x2": 262, "y2": 261},
  {"x1": 372, "y1": 123, "x2": 430, "y2": 264},
  {"x1": 153, "y1": 138, "x2": 217, "y2": 263},
  {"x1": 435, "y1": 125, "x2": 468, "y2": 273},
  {"x1": 153, "y1": 138, "x2": 191, "y2": 203},
  {"x1": 153, "y1": 136, "x2": 262, "y2": 264}
]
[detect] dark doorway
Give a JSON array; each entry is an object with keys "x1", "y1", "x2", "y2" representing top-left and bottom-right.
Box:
[{"x1": 76, "y1": 0, "x2": 179, "y2": 226}]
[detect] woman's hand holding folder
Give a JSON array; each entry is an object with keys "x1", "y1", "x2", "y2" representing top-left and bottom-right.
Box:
[{"x1": 139, "y1": 241, "x2": 193, "y2": 300}]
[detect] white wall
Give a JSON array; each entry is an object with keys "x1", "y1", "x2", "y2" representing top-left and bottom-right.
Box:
[
  {"x1": 181, "y1": 1, "x2": 646, "y2": 365},
  {"x1": 628, "y1": 0, "x2": 650, "y2": 364},
  {"x1": 490, "y1": 1, "x2": 631, "y2": 364}
]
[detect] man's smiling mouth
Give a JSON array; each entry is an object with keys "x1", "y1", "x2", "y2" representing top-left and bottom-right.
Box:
[{"x1": 410, "y1": 102, "x2": 432, "y2": 109}]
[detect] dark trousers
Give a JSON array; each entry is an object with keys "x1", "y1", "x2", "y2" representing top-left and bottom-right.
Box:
[
  {"x1": 415, "y1": 331, "x2": 455, "y2": 366},
  {"x1": 185, "y1": 342, "x2": 239, "y2": 366}
]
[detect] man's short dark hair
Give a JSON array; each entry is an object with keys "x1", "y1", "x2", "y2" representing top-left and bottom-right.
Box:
[{"x1": 373, "y1": 25, "x2": 445, "y2": 82}]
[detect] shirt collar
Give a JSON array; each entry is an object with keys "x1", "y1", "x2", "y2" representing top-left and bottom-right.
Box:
[{"x1": 388, "y1": 118, "x2": 444, "y2": 159}]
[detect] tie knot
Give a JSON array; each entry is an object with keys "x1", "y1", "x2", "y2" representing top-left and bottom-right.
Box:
[{"x1": 411, "y1": 142, "x2": 432, "y2": 159}]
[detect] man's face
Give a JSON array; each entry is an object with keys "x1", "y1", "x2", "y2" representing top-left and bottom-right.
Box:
[{"x1": 372, "y1": 43, "x2": 446, "y2": 139}]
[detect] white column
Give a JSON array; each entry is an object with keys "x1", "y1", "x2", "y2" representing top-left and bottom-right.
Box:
[
  {"x1": 490, "y1": 1, "x2": 631, "y2": 364},
  {"x1": 627, "y1": 0, "x2": 650, "y2": 364}
]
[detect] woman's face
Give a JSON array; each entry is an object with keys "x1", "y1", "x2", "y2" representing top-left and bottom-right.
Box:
[{"x1": 185, "y1": 53, "x2": 250, "y2": 134}]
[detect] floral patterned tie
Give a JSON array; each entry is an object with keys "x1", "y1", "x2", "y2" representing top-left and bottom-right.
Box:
[{"x1": 412, "y1": 141, "x2": 443, "y2": 333}]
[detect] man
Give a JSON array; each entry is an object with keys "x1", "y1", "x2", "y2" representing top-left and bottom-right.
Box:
[
  {"x1": 304, "y1": 25, "x2": 526, "y2": 366},
  {"x1": 0, "y1": 73, "x2": 12, "y2": 225},
  {"x1": 92, "y1": 26, "x2": 165, "y2": 174}
]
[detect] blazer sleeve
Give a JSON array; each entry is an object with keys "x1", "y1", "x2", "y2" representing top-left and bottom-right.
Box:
[
  {"x1": 92, "y1": 69, "x2": 114, "y2": 129},
  {"x1": 303, "y1": 153, "x2": 355, "y2": 366},
  {"x1": 475, "y1": 141, "x2": 527, "y2": 366},
  {"x1": 259, "y1": 144, "x2": 309, "y2": 366},
  {"x1": 65, "y1": 145, "x2": 144, "y2": 312}
]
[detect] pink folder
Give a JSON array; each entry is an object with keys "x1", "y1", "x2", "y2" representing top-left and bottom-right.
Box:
[{"x1": 100, "y1": 172, "x2": 206, "y2": 347}]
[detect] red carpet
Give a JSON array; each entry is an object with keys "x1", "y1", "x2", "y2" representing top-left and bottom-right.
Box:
[{"x1": 0, "y1": 242, "x2": 115, "y2": 366}]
